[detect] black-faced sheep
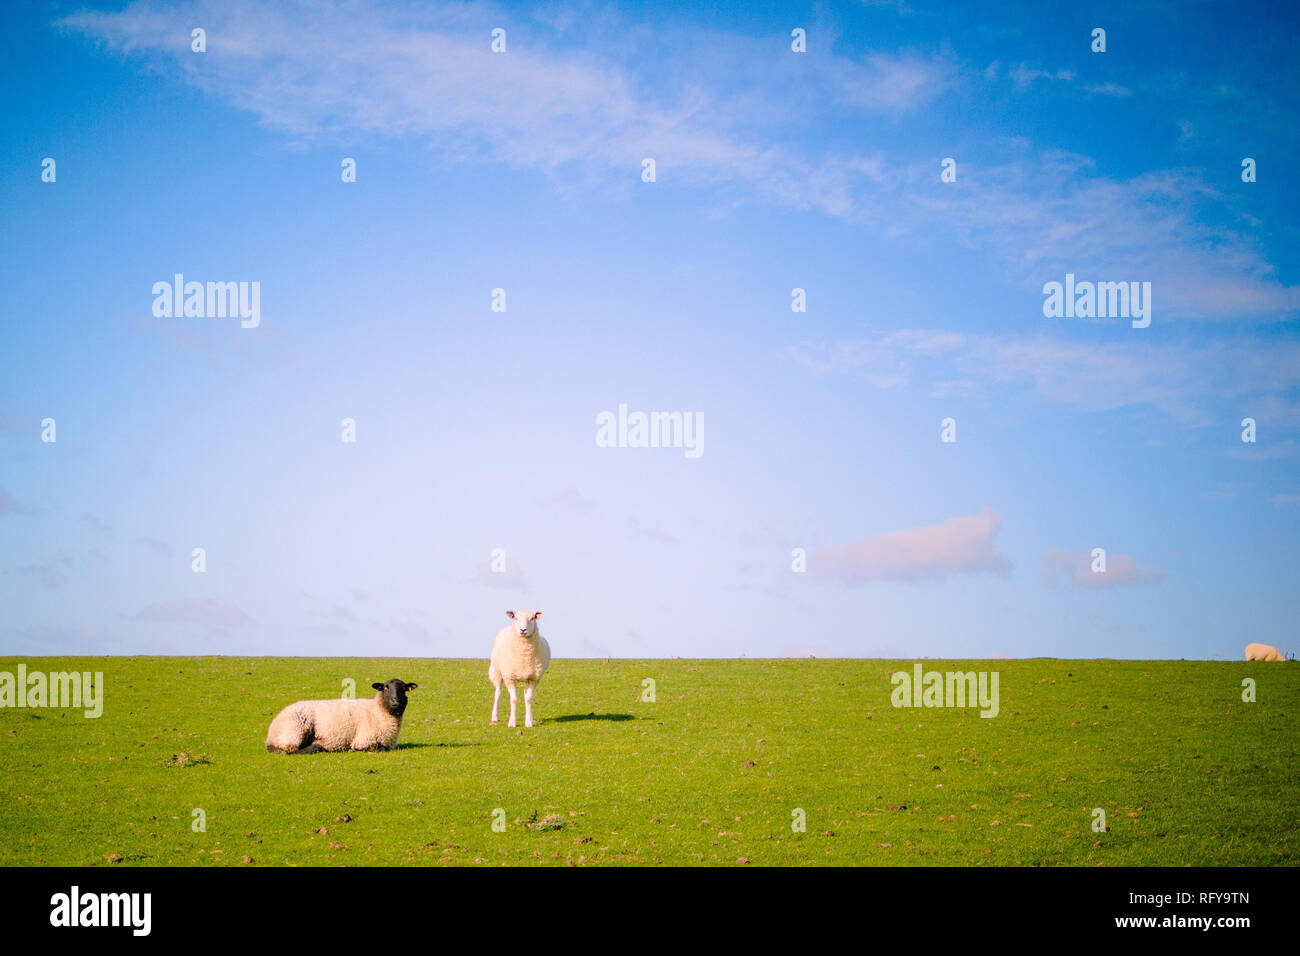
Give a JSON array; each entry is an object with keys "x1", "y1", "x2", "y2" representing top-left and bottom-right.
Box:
[{"x1": 265, "y1": 678, "x2": 417, "y2": 753}]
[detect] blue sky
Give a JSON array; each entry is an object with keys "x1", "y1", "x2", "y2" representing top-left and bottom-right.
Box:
[{"x1": 1, "y1": 0, "x2": 1297, "y2": 660}]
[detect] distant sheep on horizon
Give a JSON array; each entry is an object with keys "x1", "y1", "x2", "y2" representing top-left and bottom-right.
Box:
[{"x1": 1244, "y1": 643, "x2": 1289, "y2": 662}]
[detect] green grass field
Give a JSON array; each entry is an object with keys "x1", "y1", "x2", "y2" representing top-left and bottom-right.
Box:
[{"x1": 1, "y1": 657, "x2": 1296, "y2": 866}]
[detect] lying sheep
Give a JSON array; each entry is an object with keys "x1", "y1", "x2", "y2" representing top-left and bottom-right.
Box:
[
  {"x1": 265, "y1": 678, "x2": 418, "y2": 753},
  {"x1": 1244, "y1": 643, "x2": 1289, "y2": 662},
  {"x1": 489, "y1": 610, "x2": 551, "y2": 728}
]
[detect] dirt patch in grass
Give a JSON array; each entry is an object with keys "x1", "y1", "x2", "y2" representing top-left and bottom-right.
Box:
[{"x1": 167, "y1": 752, "x2": 211, "y2": 767}]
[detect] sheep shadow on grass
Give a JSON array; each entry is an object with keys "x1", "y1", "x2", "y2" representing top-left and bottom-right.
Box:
[{"x1": 548, "y1": 713, "x2": 635, "y2": 723}]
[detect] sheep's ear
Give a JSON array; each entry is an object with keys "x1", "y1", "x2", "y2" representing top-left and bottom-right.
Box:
[
  {"x1": 371, "y1": 683, "x2": 384, "y2": 691},
  {"x1": 533, "y1": 611, "x2": 543, "y2": 620},
  {"x1": 505, "y1": 610, "x2": 515, "y2": 619},
  {"x1": 406, "y1": 683, "x2": 418, "y2": 692}
]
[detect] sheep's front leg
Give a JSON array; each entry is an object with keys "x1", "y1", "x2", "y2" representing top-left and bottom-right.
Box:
[
  {"x1": 506, "y1": 681, "x2": 519, "y2": 728},
  {"x1": 524, "y1": 682, "x2": 536, "y2": 728},
  {"x1": 491, "y1": 681, "x2": 502, "y2": 724}
]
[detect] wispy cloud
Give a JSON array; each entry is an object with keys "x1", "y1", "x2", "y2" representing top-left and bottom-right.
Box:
[
  {"x1": 1009, "y1": 64, "x2": 1074, "y2": 87},
  {"x1": 539, "y1": 487, "x2": 595, "y2": 514},
  {"x1": 14, "y1": 563, "x2": 62, "y2": 589},
  {"x1": 902, "y1": 158, "x2": 1300, "y2": 321},
  {"x1": 134, "y1": 597, "x2": 252, "y2": 627},
  {"x1": 80, "y1": 513, "x2": 112, "y2": 535},
  {"x1": 57, "y1": 3, "x2": 1297, "y2": 321},
  {"x1": 813, "y1": 506, "x2": 1013, "y2": 584},
  {"x1": 858, "y1": 0, "x2": 915, "y2": 13},
  {"x1": 472, "y1": 556, "x2": 527, "y2": 590},
  {"x1": 790, "y1": 330, "x2": 1300, "y2": 427},
  {"x1": 1042, "y1": 549, "x2": 1162, "y2": 589},
  {"x1": 1085, "y1": 83, "x2": 1131, "y2": 97},
  {"x1": 832, "y1": 51, "x2": 955, "y2": 111},
  {"x1": 630, "y1": 517, "x2": 678, "y2": 544},
  {"x1": 788, "y1": 330, "x2": 964, "y2": 386},
  {"x1": 59, "y1": 2, "x2": 954, "y2": 220},
  {"x1": 10, "y1": 624, "x2": 114, "y2": 653},
  {"x1": 135, "y1": 536, "x2": 172, "y2": 557}
]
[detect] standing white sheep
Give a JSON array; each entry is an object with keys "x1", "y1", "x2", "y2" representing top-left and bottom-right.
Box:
[
  {"x1": 1244, "y1": 643, "x2": 1289, "y2": 662},
  {"x1": 265, "y1": 678, "x2": 418, "y2": 753},
  {"x1": 489, "y1": 610, "x2": 551, "y2": 728}
]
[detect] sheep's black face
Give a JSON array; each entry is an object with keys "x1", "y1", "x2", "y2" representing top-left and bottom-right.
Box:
[{"x1": 371, "y1": 678, "x2": 417, "y2": 716}]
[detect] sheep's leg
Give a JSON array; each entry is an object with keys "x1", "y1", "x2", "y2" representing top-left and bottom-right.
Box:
[
  {"x1": 491, "y1": 680, "x2": 502, "y2": 724},
  {"x1": 294, "y1": 742, "x2": 327, "y2": 755},
  {"x1": 524, "y1": 682, "x2": 536, "y2": 728},
  {"x1": 506, "y1": 682, "x2": 519, "y2": 728}
]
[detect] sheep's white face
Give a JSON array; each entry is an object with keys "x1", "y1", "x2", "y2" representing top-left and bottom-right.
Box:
[{"x1": 506, "y1": 610, "x2": 542, "y2": 638}]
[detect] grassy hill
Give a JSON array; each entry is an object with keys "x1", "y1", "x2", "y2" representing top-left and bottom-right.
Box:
[{"x1": 1, "y1": 656, "x2": 1295, "y2": 866}]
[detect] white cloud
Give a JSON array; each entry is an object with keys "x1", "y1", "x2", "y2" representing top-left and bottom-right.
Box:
[
  {"x1": 1009, "y1": 64, "x2": 1074, "y2": 88},
  {"x1": 834, "y1": 52, "x2": 955, "y2": 111},
  {"x1": 59, "y1": 0, "x2": 949, "y2": 222},
  {"x1": 909, "y1": 160, "x2": 1300, "y2": 322},
  {"x1": 1042, "y1": 549, "x2": 1161, "y2": 589},
  {"x1": 814, "y1": 507, "x2": 1013, "y2": 584},
  {"x1": 59, "y1": 1, "x2": 1299, "y2": 321}
]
